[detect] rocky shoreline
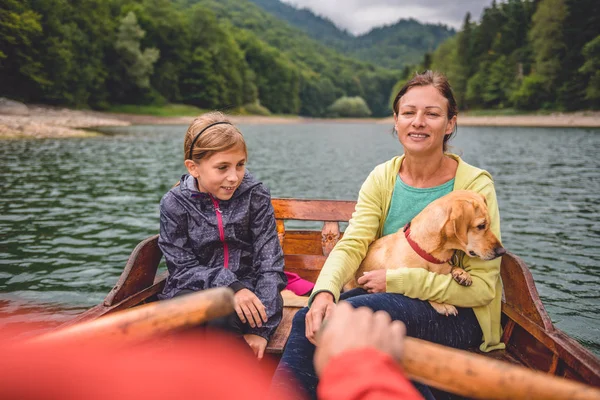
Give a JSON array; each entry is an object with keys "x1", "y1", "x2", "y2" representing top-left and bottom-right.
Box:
[{"x1": 1, "y1": 99, "x2": 599, "y2": 139}]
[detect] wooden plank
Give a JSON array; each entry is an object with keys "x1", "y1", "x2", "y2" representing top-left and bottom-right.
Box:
[
  {"x1": 284, "y1": 254, "x2": 327, "y2": 283},
  {"x1": 104, "y1": 235, "x2": 162, "y2": 307},
  {"x1": 267, "y1": 306, "x2": 301, "y2": 354},
  {"x1": 506, "y1": 323, "x2": 556, "y2": 372},
  {"x1": 500, "y1": 252, "x2": 553, "y2": 330},
  {"x1": 503, "y1": 304, "x2": 600, "y2": 385},
  {"x1": 283, "y1": 231, "x2": 330, "y2": 255},
  {"x1": 272, "y1": 198, "x2": 355, "y2": 221}
]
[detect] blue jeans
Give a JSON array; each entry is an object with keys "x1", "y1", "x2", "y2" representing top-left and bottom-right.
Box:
[{"x1": 271, "y1": 288, "x2": 483, "y2": 400}]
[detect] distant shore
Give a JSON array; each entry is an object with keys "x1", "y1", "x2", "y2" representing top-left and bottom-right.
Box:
[{"x1": 1, "y1": 104, "x2": 599, "y2": 139}]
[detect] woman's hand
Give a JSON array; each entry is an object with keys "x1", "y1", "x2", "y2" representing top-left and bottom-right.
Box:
[
  {"x1": 234, "y1": 288, "x2": 267, "y2": 328},
  {"x1": 243, "y1": 334, "x2": 268, "y2": 360},
  {"x1": 313, "y1": 302, "x2": 406, "y2": 376},
  {"x1": 357, "y1": 270, "x2": 386, "y2": 293},
  {"x1": 305, "y1": 291, "x2": 336, "y2": 345}
]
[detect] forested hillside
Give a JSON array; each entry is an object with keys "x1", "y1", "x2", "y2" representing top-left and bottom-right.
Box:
[
  {"x1": 248, "y1": 0, "x2": 353, "y2": 49},
  {"x1": 3, "y1": 0, "x2": 598, "y2": 115},
  {"x1": 424, "y1": 0, "x2": 600, "y2": 111},
  {"x1": 248, "y1": 0, "x2": 455, "y2": 69},
  {"x1": 0, "y1": 0, "x2": 401, "y2": 117},
  {"x1": 187, "y1": 0, "x2": 400, "y2": 117}
]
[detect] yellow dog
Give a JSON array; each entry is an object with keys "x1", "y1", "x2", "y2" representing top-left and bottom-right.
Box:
[{"x1": 347, "y1": 190, "x2": 505, "y2": 316}]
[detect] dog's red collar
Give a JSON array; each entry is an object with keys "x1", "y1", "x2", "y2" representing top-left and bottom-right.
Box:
[{"x1": 403, "y1": 222, "x2": 448, "y2": 264}]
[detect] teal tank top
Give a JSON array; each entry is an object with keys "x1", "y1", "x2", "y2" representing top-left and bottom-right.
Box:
[{"x1": 382, "y1": 176, "x2": 455, "y2": 236}]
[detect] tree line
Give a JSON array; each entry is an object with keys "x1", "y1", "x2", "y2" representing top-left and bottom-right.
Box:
[
  {"x1": 421, "y1": 0, "x2": 599, "y2": 111},
  {"x1": 0, "y1": 0, "x2": 404, "y2": 117},
  {"x1": 3, "y1": 0, "x2": 598, "y2": 116}
]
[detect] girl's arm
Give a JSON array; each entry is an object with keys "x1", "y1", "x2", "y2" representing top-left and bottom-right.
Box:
[
  {"x1": 247, "y1": 185, "x2": 287, "y2": 340},
  {"x1": 158, "y1": 193, "x2": 240, "y2": 293},
  {"x1": 386, "y1": 181, "x2": 501, "y2": 307}
]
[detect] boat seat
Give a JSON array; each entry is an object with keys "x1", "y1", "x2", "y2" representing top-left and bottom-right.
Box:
[{"x1": 267, "y1": 306, "x2": 302, "y2": 354}]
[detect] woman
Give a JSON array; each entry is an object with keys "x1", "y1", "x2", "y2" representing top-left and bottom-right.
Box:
[{"x1": 272, "y1": 71, "x2": 505, "y2": 399}]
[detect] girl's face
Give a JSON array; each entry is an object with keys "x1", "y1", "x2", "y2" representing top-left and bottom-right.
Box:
[
  {"x1": 394, "y1": 85, "x2": 456, "y2": 156},
  {"x1": 186, "y1": 146, "x2": 247, "y2": 200}
]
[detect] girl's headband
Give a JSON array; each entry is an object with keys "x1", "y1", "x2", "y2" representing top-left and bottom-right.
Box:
[{"x1": 187, "y1": 121, "x2": 233, "y2": 160}]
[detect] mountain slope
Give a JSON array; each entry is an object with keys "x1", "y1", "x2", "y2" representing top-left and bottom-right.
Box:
[
  {"x1": 248, "y1": 0, "x2": 353, "y2": 48},
  {"x1": 248, "y1": 0, "x2": 455, "y2": 68},
  {"x1": 191, "y1": 0, "x2": 401, "y2": 116}
]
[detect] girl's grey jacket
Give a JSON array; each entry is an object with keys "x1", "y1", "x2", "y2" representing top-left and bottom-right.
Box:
[{"x1": 158, "y1": 172, "x2": 287, "y2": 340}]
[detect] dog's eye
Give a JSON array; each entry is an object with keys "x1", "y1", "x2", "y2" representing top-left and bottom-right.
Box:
[{"x1": 477, "y1": 223, "x2": 486, "y2": 230}]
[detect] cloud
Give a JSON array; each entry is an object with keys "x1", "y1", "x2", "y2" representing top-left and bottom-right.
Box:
[{"x1": 280, "y1": 0, "x2": 493, "y2": 35}]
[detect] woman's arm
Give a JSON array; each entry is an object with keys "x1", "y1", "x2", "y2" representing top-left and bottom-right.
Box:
[
  {"x1": 158, "y1": 193, "x2": 239, "y2": 292},
  {"x1": 309, "y1": 168, "x2": 385, "y2": 305},
  {"x1": 386, "y1": 181, "x2": 502, "y2": 308},
  {"x1": 246, "y1": 185, "x2": 287, "y2": 340}
]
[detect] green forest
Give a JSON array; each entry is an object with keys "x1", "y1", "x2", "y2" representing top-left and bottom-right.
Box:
[
  {"x1": 1, "y1": 0, "x2": 599, "y2": 117},
  {"x1": 428, "y1": 0, "x2": 600, "y2": 111}
]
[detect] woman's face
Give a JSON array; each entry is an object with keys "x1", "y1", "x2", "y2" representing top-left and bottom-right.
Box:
[{"x1": 394, "y1": 85, "x2": 456, "y2": 156}]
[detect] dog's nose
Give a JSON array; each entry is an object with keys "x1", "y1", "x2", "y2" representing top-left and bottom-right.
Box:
[{"x1": 494, "y1": 247, "x2": 506, "y2": 257}]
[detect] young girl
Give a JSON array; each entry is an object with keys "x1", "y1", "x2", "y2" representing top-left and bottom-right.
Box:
[{"x1": 157, "y1": 112, "x2": 287, "y2": 359}]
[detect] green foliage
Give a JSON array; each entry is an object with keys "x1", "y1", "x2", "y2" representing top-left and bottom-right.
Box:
[
  {"x1": 115, "y1": 12, "x2": 160, "y2": 89},
  {"x1": 107, "y1": 103, "x2": 205, "y2": 116},
  {"x1": 0, "y1": 0, "x2": 45, "y2": 101},
  {"x1": 235, "y1": 29, "x2": 300, "y2": 114},
  {"x1": 529, "y1": 0, "x2": 567, "y2": 92},
  {"x1": 189, "y1": 0, "x2": 402, "y2": 117},
  {"x1": 555, "y1": 0, "x2": 600, "y2": 110},
  {"x1": 349, "y1": 20, "x2": 455, "y2": 70},
  {"x1": 327, "y1": 96, "x2": 372, "y2": 118},
  {"x1": 6, "y1": 0, "x2": 595, "y2": 114},
  {"x1": 466, "y1": 56, "x2": 516, "y2": 108},
  {"x1": 179, "y1": 6, "x2": 253, "y2": 109},
  {"x1": 242, "y1": 101, "x2": 271, "y2": 116},
  {"x1": 429, "y1": 0, "x2": 598, "y2": 111},
  {"x1": 0, "y1": 0, "x2": 410, "y2": 116},
  {"x1": 128, "y1": 0, "x2": 191, "y2": 102},
  {"x1": 248, "y1": 0, "x2": 455, "y2": 69},
  {"x1": 579, "y1": 35, "x2": 600, "y2": 107},
  {"x1": 510, "y1": 74, "x2": 550, "y2": 110}
]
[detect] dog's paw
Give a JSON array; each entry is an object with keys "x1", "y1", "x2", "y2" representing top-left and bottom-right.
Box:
[
  {"x1": 429, "y1": 301, "x2": 458, "y2": 316},
  {"x1": 451, "y1": 267, "x2": 473, "y2": 286}
]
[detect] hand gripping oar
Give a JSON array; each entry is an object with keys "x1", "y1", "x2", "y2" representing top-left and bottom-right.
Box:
[
  {"x1": 30, "y1": 287, "x2": 234, "y2": 346},
  {"x1": 402, "y1": 337, "x2": 600, "y2": 400}
]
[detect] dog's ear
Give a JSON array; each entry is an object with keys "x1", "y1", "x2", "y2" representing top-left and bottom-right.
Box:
[
  {"x1": 480, "y1": 193, "x2": 487, "y2": 206},
  {"x1": 450, "y1": 200, "x2": 472, "y2": 248}
]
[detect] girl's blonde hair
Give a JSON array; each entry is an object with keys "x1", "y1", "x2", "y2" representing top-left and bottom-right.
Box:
[{"x1": 184, "y1": 112, "x2": 247, "y2": 161}]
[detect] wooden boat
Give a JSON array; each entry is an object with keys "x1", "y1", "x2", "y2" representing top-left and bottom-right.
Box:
[{"x1": 62, "y1": 198, "x2": 600, "y2": 391}]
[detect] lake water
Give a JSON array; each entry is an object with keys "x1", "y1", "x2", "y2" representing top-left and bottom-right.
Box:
[{"x1": 1, "y1": 123, "x2": 599, "y2": 356}]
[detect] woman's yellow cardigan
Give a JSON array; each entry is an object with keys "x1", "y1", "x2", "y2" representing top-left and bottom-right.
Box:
[{"x1": 310, "y1": 154, "x2": 505, "y2": 352}]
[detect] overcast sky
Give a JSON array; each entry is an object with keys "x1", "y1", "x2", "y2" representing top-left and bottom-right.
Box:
[{"x1": 280, "y1": 0, "x2": 494, "y2": 35}]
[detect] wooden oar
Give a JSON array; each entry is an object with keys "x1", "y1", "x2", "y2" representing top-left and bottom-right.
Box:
[
  {"x1": 403, "y1": 337, "x2": 600, "y2": 400},
  {"x1": 30, "y1": 287, "x2": 234, "y2": 346}
]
